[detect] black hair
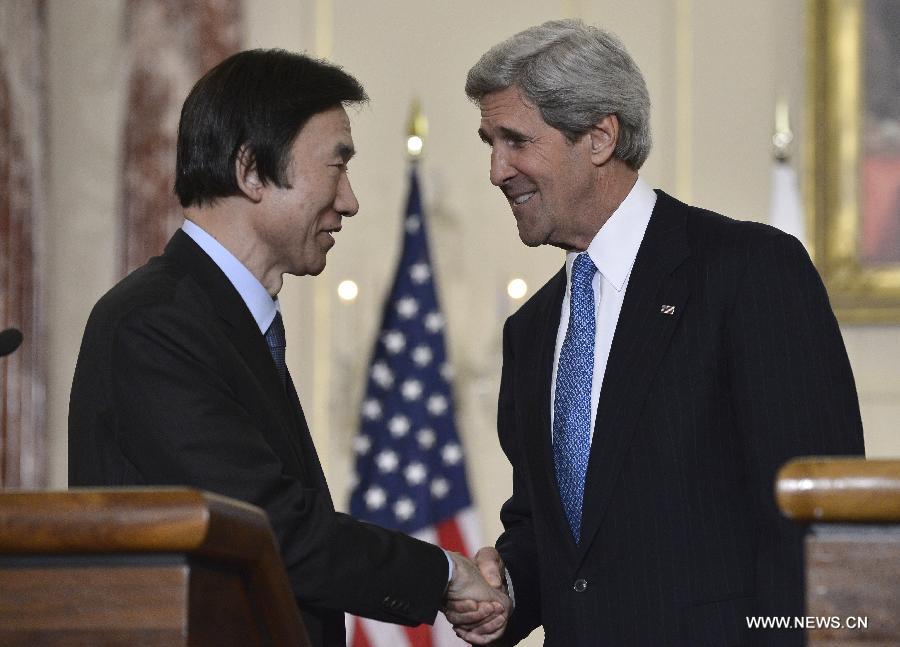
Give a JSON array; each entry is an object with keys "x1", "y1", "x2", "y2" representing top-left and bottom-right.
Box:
[{"x1": 174, "y1": 48, "x2": 367, "y2": 208}]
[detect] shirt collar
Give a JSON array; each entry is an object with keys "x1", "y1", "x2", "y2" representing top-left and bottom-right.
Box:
[
  {"x1": 181, "y1": 220, "x2": 279, "y2": 334},
  {"x1": 565, "y1": 176, "x2": 657, "y2": 292}
]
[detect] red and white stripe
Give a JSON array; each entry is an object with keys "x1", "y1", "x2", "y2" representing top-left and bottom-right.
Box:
[{"x1": 346, "y1": 509, "x2": 482, "y2": 647}]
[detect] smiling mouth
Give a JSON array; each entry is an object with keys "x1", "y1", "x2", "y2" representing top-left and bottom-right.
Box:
[
  {"x1": 506, "y1": 190, "x2": 537, "y2": 209},
  {"x1": 322, "y1": 226, "x2": 342, "y2": 241}
]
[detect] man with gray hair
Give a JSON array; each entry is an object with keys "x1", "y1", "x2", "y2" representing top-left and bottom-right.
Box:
[{"x1": 446, "y1": 19, "x2": 863, "y2": 646}]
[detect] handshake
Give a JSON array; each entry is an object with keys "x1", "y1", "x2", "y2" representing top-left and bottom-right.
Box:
[{"x1": 443, "y1": 547, "x2": 511, "y2": 645}]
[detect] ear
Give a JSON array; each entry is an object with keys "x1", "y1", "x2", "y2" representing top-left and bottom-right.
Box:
[
  {"x1": 235, "y1": 145, "x2": 264, "y2": 203},
  {"x1": 588, "y1": 114, "x2": 619, "y2": 166}
]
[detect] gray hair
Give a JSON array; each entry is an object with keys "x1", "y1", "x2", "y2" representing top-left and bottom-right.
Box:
[{"x1": 465, "y1": 19, "x2": 652, "y2": 170}]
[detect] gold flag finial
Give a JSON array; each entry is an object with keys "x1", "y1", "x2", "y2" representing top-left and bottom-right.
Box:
[
  {"x1": 772, "y1": 98, "x2": 794, "y2": 162},
  {"x1": 406, "y1": 99, "x2": 428, "y2": 158}
]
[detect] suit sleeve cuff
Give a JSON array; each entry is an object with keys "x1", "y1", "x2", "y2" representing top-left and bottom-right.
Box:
[
  {"x1": 444, "y1": 549, "x2": 454, "y2": 589},
  {"x1": 504, "y1": 567, "x2": 516, "y2": 609}
]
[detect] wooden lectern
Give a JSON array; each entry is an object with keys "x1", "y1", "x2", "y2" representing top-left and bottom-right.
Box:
[
  {"x1": 777, "y1": 458, "x2": 900, "y2": 647},
  {"x1": 0, "y1": 488, "x2": 310, "y2": 646}
]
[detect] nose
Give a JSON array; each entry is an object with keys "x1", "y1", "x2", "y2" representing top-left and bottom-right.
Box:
[
  {"x1": 335, "y1": 171, "x2": 359, "y2": 217},
  {"x1": 489, "y1": 147, "x2": 516, "y2": 187}
]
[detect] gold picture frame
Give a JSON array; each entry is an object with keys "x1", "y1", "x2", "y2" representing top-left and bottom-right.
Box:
[{"x1": 807, "y1": 0, "x2": 900, "y2": 323}]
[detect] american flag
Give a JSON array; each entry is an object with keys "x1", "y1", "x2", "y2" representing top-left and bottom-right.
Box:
[{"x1": 346, "y1": 166, "x2": 480, "y2": 647}]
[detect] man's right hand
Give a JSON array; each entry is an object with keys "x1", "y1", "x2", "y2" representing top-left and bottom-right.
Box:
[{"x1": 443, "y1": 551, "x2": 511, "y2": 645}]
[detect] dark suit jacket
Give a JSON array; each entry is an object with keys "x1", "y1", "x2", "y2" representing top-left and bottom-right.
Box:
[
  {"x1": 69, "y1": 230, "x2": 448, "y2": 647},
  {"x1": 495, "y1": 191, "x2": 864, "y2": 647}
]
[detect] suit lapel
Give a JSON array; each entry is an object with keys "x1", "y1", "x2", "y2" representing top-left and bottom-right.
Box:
[
  {"x1": 577, "y1": 191, "x2": 691, "y2": 563},
  {"x1": 162, "y1": 231, "x2": 310, "y2": 474}
]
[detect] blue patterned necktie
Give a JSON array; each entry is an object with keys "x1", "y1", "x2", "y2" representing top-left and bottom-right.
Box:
[
  {"x1": 553, "y1": 252, "x2": 596, "y2": 543},
  {"x1": 265, "y1": 311, "x2": 287, "y2": 386}
]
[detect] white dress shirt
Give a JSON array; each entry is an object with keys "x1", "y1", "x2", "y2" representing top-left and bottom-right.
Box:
[
  {"x1": 549, "y1": 177, "x2": 657, "y2": 440},
  {"x1": 181, "y1": 220, "x2": 279, "y2": 333}
]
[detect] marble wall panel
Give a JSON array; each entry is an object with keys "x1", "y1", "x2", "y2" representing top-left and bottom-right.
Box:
[
  {"x1": 119, "y1": 0, "x2": 242, "y2": 275},
  {"x1": 0, "y1": 0, "x2": 46, "y2": 488}
]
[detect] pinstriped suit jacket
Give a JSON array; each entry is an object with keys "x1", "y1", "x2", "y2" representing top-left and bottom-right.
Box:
[{"x1": 495, "y1": 191, "x2": 864, "y2": 646}]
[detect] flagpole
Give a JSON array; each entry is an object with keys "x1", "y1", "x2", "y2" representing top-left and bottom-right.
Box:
[
  {"x1": 406, "y1": 99, "x2": 428, "y2": 159},
  {"x1": 769, "y1": 99, "x2": 807, "y2": 248},
  {"x1": 772, "y1": 98, "x2": 794, "y2": 163}
]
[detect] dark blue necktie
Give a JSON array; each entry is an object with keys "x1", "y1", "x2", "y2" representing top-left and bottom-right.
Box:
[
  {"x1": 553, "y1": 252, "x2": 596, "y2": 543},
  {"x1": 265, "y1": 311, "x2": 287, "y2": 386}
]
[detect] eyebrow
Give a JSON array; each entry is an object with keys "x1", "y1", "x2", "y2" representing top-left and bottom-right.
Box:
[
  {"x1": 335, "y1": 143, "x2": 356, "y2": 161},
  {"x1": 477, "y1": 126, "x2": 529, "y2": 145}
]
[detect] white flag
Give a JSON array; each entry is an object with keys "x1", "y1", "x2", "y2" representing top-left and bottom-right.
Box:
[{"x1": 769, "y1": 161, "x2": 807, "y2": 249}]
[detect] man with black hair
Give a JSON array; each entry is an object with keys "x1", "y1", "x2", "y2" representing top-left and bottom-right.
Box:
[{"x1": 69, "y1": 49, "x2": 509, "y2": 647}]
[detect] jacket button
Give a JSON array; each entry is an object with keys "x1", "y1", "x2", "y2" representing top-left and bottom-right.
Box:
[{"x1": 573, "y1": 578, "x2": 588, "y2": 593}]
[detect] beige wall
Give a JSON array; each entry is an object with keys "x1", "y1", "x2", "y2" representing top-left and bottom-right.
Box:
[
  {"x1": 43, "y1": 2, "x2": 899, "y2": 643},
  {"x1": 46, "y1": 0, "x2": 126, "y2": 487}
]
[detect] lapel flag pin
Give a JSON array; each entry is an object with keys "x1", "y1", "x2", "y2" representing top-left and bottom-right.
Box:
[{"x1": 660, "y1": 305, "x2": 676, "y2": 315}]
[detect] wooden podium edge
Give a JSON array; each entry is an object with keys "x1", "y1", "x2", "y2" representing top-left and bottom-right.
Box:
[
  {"x1": 776, "y1": 457, "x2": 900, "y2": 522},
  {"x1": 0, "y1": 488, "x2": 309, "y2": 647}
]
